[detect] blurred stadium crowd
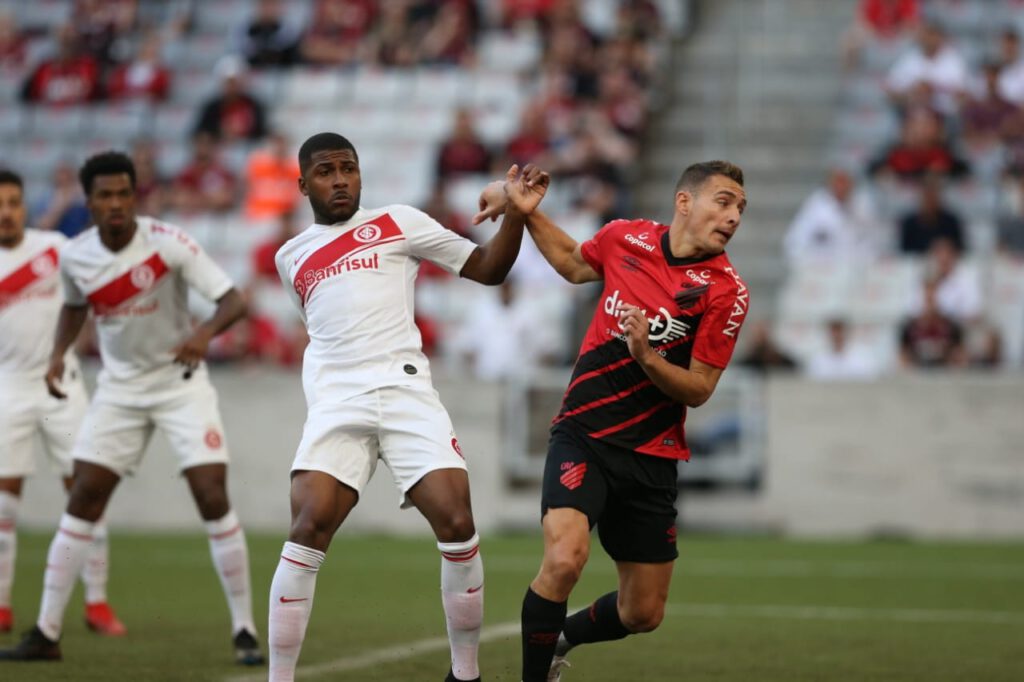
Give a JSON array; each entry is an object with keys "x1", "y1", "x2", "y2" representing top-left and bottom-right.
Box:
[
  {"x1": 770, "y1": 0, "x2": 1024, "y2": 377},
  {"x1": 0, "y1": 0, "x2": 676, "y2": 374},
  {"x1": 3, "y1": 0, "x2": 1023, "y2": 380}
]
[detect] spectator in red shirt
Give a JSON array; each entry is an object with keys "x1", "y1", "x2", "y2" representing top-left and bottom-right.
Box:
[
  {"x1": 193, "y1": 56, "x2": 268, "y2": 143},
  {"x1": 418, "y1": 181, "x2": 469, "y2": 280},
  {"x1": 436, "y1": 109, "x2": 492, "y2": 180},
  {"x1": 0, "y1": 11, "x2": 28, "y2": 69},
  {"x1": 300, "y1": 0, "x2": 376, "y2": 66},
  {"x1": 418, "y1": 1, "x2": 476, "y2": 66},
  {"x1": 172, "y1": 133, "x2": 239, "y2": 215},
  {"x1": 843, "y1": 0, "x2": 919, "y2": 70},
  {"x1": 21, "y1": 24, "x2": 101, "y2": 105},
  {"x1": 961, "y1": 62, "x2": 1018, "y2": 155},
  {"x1": 504, "y1": 101, "x2": 554, "y2": 168},
  {"x1": 502, "y1": 0, "x2": 557, "y2": 26},
  {"x1": 251, "y1": 210, "x2": 299, "y2": 281},
  {"x1": 106, "y1": 32, "x2": 171, "y2": 102},
  {"x1": 868, "y1": 107, "x2": 968, "y2": 180}
]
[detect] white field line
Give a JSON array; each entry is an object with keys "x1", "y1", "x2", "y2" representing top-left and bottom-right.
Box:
[{"x1": 225, "y1": 602, "x2": 1024, "y2": 681}]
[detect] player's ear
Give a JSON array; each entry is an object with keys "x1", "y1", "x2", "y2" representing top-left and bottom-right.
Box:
[
  {"x1": 297, "y1": 176, "x2": 308, "y2": 197},
  {"x1": 675, "y1": 189, "x2": 692, "y2": 217}
]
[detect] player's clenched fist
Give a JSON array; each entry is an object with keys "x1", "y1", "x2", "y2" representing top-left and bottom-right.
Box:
[
  {"x1": 616, "y1": 302, "x2": 652, "y2": 361},
  {"x1": 45, "y1": 355, "x2": 67, "y2": 399}
]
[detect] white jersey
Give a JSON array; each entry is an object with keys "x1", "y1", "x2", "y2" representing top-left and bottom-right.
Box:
[
  {"x1": 60, "y1": 216, "x2": 233, "y2": 391},
  {"x1": 275, "y1": 205, "x2": 476, "y2": 405},
  {"x1": 0, "y1": 228, "x2": 80, "y2": 382}
]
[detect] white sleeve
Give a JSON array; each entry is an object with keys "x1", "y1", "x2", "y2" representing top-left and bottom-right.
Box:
[
  {"x1": 886, "y1": 54, "x2": 919, "y2": 93},
  {"x1": 59, "y1": 254, "x2": 86, "y2": 306},
  {"x1": 400, "y1": 206, "x2": 478, "y2": 275},
  {"x1": 156, "y1": 226, "x2": 234, "y2": 302},
  {"x1": 275, "y1": 245, "x2": 304, "y2": 315}
]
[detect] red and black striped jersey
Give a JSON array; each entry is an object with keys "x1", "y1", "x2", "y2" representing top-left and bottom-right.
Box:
[{"x1": 555, "y1": 218, "x2": 750, "y2": 460}]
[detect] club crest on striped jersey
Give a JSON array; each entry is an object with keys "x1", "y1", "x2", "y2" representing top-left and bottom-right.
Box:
[
  {"x1": 31, "y1": 253, "x2": 57, "y2": 277},
  {"x1": 353, "y1": 224, "x2": 382, "y2": 243},
  {"x1": 130, "y1": 264, "x2": 156, "y2": 291}
]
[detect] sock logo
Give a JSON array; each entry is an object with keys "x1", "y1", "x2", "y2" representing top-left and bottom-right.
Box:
[
  {"x1": 279, "y1": 596, "x2": 309, "y2": 604},
  {"x1": 529, "y1": 632, "x2": 561, "y2": 645},
  {"x1": 559, "y1": 462, "x2": 587, "y2": 490},
  {"x1": 467, "y1": 584, "x2": 484, "y2": 594}
]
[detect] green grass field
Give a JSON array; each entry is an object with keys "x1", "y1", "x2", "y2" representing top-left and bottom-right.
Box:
[{"x1": 2, "y1": 532, "x2": 1022, "y2": 681}]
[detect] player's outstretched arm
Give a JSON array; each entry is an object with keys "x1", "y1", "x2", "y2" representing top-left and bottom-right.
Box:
[
  {"x1": 460, "y1": 165, "x2": 548, "y2": 285},
  {"x1": 172, "y1": 288, "x2": 247, "y2": 372},
  {"x1": 45, "y1": 304, "x2": 88, "y2": 399},
  {"x1": 525, "y1": 210, "x2": 601, "y2": 284},
  {"x1": 617, "y1": 303, "x2": 723, "y2": 407}
]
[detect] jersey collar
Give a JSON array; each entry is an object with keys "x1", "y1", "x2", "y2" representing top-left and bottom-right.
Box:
[{"x1": 661, "y1": 230, "x2": 719, "y2": 267}]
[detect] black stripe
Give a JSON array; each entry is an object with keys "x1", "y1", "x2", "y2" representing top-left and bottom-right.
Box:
[{"x1": 598, "y1": 402, "x2": 683, "y2": 450}]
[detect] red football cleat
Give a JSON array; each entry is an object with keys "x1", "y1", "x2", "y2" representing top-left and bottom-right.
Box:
[
  {"x1": 85, "y1": 602, "x2": 127, "y2": 636},
  {"x1": 0, "y1": 606, "x2": 12, "y2": 633}
]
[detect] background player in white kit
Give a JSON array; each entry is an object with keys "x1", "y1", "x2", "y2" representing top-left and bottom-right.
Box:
[
  {"x1": 267, "y1": 133, "x2": 549, "y2": 682},
  {"x1": 0, "y1": 169, "x2": 124, "y2": 637},
  {"x1": 0, "y1": 152, "x2": 263, "y2": 665}
]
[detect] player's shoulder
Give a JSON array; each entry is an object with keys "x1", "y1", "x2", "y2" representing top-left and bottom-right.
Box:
[
  {"x1": 708, "y1": 252, "x2": 748, "y2": 298},
  {"x1": 137, "y1": 215, "x2": 187, "y2": 241},
  {"x1": 23, "y1": 227, "x2": 68, "y2": 249},
  {"x1": 378, "y1": 203, "x2": 432, "y2": 228},
  {"x1": 598, "y1": 217, "x2": 649, "y2": 236},
  {"x1": 61, "y1": 226, "x2": 100, "y2": 260},
  {"x1": 274, "y1": 223, "x2": 320, "y2": 266}
]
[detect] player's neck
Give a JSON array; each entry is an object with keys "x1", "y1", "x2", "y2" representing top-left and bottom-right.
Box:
[
  {"x1": 99, "y1": 221, "x2": 137, "y2": 252},
  {"x1": 666, "y1": 224, "x2": 708, "y2": 260}
]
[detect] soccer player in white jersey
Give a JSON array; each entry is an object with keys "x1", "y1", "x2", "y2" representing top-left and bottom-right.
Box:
[
  {"x1": 0, "y1": 152, "x2": 263, "y2": 665},
  {"x1": 0, "y1": 168, "x2": 125, "y2": 637},
  {"x1": 267, "y1": 133, "x2": 549, "y2": 682}
]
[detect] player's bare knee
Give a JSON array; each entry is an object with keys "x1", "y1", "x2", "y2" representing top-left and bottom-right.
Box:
[
  {"x1": 620, "y1": 603, "x2": 664, "y2": 634},
  {"x1": 191, "y1": 483, "x2": 230, "y2": 520},
  {"x1": 434, "y1": 510, "x2": 476, "y2": 543},
  {"x1": 544, "y1": 542, "x2": 588, "y2": 588},
  {"x1": 288, "y1": 515, "x2": 334, "y2": 551}
]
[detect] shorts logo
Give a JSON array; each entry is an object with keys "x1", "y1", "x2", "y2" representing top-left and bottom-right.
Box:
[
  {"x1": 31, "y1": 254, "x2": 56, "y2": 277},
  {"x1": 559, "y1": 462, "x2": 587, "y2": 490},
  {"x1": 204, "y1": 428, "x2": 222, "y2": 450},
  {"x1": 353, "y1": 224, "x2": 382, "y2": 243},
  {"x1": 130, "y1": 264, "x2": 156, "y2": 291},
  {"x1": 667, "y1": 525, "x2": 678, "y2": 543},
  {"x1": 451, "y1": 437, "x2": 463, "y2": 458}
]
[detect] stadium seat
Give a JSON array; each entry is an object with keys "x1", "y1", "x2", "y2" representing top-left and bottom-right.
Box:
[
  {"x1": 27, "y1": 105, "x2": 89, "y2": 141},
  {"x1": 85, "y1": 103, "x2": 152, "y2": 142},
  {"x1": 411, "y1": 68, "x2": 470, "y2": 107},
  {"x1": 846, "y1": 258, "x2": 921, "y2": 323},
  {"x1": 280, "y1": 69, "x2": 342, "y2": 107},
  {"x1": 477, "y1": 32, "x2": 542, "y2": 74},
  {"x1": 351, "y1": 70, "x2": 415, "y2": 106},
  {"x1": 778, "y1": 262, "x2": 854, "y2": 322},
  {"x1": 13, "y1": 0, "x2": 71, "y2": 31}
]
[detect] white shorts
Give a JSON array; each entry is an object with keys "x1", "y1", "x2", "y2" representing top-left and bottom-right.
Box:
[
  {"x1": 72, "y1": 371, "x2": 230, "y2": 477},
  {"x1": 0, "y1": 373, "x2": 88, "y2": 478},
  {"x1": 293, "y1": 382, "x2": 467, "y2": 508}
]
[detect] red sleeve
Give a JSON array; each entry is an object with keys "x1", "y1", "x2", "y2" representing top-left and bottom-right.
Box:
[
  {"x1": 579, "y1": 219, "x2": 629, "y2": 276},
  {"x1": 691, "y1": 287, "x2": 749, "y2": 369}
]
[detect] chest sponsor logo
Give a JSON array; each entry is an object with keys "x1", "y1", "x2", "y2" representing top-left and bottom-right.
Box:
[
  {"x1": 129, "y1": 264, "x2": 156, "y2": 291},
  {"x1": 722, "y1": 266, "x2": 749, "y2": 338},
  {"x1": 624, "y1": 233, "x2": 655, "y2": 252},
  {"x1": 603, "y1": 289, "x2": 690, "y2": 343},
  {"x1": 293, "y1": 213, "x2": 404, "y2": 305}
]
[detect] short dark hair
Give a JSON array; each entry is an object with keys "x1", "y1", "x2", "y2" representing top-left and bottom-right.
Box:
[
  {"x1": 79, "y1": 151, "x2": 136, "y2": 195},
  {"x1": 298, "y1": 132, "x2": 358, "y2": 173},
  {"x1": 0, "y1": 169, "x2": 23, "y2": 190},
  {"x1": 674, "y1": 160, "x2": 744, "y2": 194}
]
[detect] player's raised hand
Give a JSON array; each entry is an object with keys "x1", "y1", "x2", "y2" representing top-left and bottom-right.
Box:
[
  {"x1": 505, "y1": 163, "x2": 549, "y2": 216},
  {"x1": 616, "y1": 303, "x2": 653, "y2": 361},
  {"x1": 172, "y1": 329, "x2": 213, "y2": 375},
  {"x1": 472, "y1": 180, "x2": 507, "y2": 225},
  {"x1": 45, "y1": 356, "x2": 67, "y2": 399}
]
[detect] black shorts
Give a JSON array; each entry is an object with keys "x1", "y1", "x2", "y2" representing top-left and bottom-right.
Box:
[{"x1": 541, "y1": 423, "x2": 679, "y2": 563}]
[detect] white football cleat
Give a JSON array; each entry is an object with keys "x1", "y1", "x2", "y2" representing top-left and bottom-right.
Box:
[{"x1": 547, "y1": 654, "x2": 571, "y2": 681}]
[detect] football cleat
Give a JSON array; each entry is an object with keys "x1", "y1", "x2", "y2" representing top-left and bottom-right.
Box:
[
  {"x1": 547, "y1": 654, "x2": 571, "y2": 681},
  {"x1": 0, "y1": 607, "x2": 11, "y2": 633},
  {"x1": 85, "y1": 602, "x2": 127, "y2": 636},
  {"x1": 0, "y1": 626, "x2": 62, "y2": 661},
  {"x1": 233, "y1": 628, "x2": 265, "y2": 666},
  {"x1": 445, "y1": 669, "x2": 481, "y2": 682}
]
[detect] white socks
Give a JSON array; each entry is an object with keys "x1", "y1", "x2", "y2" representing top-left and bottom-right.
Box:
[
  {"x1": 0, "y1": 492, "x2": 17, "y2": 608},
  {"x1": 269, "y1": 541, "x2": 325, "y2": 682},
  {"x1": 82, "y1": 517, "x2": 109, "y2": 604},
  {"x1": 205, "y1": 509, "x2": 256, "y2": 636},
  {"x1": 439, "y1": 534, "x2": 484, "y2": 681},
  {"x1": 38, "y1": 513, "x2": 95, "y2": 640}
]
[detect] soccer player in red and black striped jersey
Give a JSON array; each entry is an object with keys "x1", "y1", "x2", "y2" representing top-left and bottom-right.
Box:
[{"x1": 511, "y1": 161, "x2": 750, "y2": 681}]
